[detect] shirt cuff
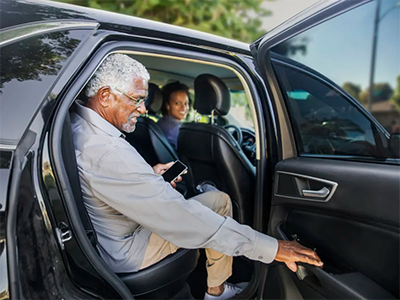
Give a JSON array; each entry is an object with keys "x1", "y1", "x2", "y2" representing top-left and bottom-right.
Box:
[{"x1": 250, "y1": 231, "x2": 278, "y2": 264}]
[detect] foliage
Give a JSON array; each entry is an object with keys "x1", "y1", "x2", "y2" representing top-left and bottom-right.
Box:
[
  {"x1": 359, "y1": 82, "x2": 394, "y2": 105},
  {"x1": 52, "y1": 0, "x2": 271, "y2": 43},
  {"x1": 389, "y1": 75, "x2": 400, "y2": 111},
  {"x1": 342, "y1": 82, "x2": 361, "y2": 101}
]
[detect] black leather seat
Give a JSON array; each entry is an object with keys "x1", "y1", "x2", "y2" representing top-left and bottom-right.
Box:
[
  {"x1": 61, "y1": 111, "x2": 198, "y2": 298},
  {"x1": 125, "y1": 83, "x2": 178, "y2": 166},
  {"x1": 178, "y1": 74, "x2": 256, "y2": 225}
]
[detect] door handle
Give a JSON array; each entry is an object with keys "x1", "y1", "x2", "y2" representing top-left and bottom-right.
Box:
[{"x1": 302, "y1": 186, "x2": 330, "y2": 198}]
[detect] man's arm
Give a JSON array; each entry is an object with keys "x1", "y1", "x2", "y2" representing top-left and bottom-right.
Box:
[{"x1": 93, "y1": 148, "x2": 322, "y2": 270}]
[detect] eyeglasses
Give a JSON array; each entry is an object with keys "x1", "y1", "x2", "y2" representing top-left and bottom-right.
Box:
[{"x1": 115, "y1": 88, "x2": 148, "y2": 108}]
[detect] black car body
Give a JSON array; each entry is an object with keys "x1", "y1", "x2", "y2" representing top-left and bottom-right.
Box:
[{"x1": 1, "y1": 0, "x2": 399, "y2": 299}]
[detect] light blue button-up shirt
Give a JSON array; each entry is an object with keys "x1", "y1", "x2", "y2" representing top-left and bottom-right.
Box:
[{"x1": 70, "y1": 101, "x2": 278, "y2": 273}]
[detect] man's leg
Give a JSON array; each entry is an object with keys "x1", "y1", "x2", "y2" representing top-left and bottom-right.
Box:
[
  {"x1": 139, "y1": 232, "x2": 179, "y2": 270},
  {"x1": 140, "y1": 190, "x2": 232, "y2": 277},
  {"x1": 139, "y1": 191, "x2": 235, "y2": 297},
  {"x1": 190, "y1": 191, "x2": 233, "y2": 289}
]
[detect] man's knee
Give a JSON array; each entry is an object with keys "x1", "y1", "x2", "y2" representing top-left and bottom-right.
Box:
[{"x1": 213, "y1": 191, "x2": 233, "y2": 218}]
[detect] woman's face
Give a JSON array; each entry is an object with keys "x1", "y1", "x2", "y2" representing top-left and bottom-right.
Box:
[{"x1": 166, "y1": 90, "x2": 189, "y2": 121}]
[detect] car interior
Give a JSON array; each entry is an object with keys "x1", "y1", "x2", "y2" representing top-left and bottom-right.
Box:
[{"x1": 56, "y1": 51, "x2": 260, "y2": 299}]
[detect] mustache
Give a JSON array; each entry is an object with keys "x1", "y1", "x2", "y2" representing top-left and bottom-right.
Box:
[{"x1": 127, "y1": 112, "x2": 139, "y2": 120}]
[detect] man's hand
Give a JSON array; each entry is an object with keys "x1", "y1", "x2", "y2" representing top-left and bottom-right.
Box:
[
  {"x1": 152, "y1": 162, "x2": 185, "y2": 188},
  {"x1": 275, "y1": 240, "x2": 323, "y2": 272}
]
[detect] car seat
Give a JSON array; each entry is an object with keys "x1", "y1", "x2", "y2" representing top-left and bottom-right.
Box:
[{"x1": 178, "y1": 74, "x2": 256, "y2": 225}]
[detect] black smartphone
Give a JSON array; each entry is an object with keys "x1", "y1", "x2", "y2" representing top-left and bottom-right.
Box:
[{"x1": 162, "y1": 160, "x2": 188, "y2": 182}]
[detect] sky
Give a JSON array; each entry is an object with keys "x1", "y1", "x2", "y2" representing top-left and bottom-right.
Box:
[
  {"x1": 261, "y1": 0, "x2": 320, "y2": 31},
  {"x1": 263, "y1": 0, "x2": 399, "y2": 91}
]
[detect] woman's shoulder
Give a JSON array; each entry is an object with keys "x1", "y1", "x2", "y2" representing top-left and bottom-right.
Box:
[{"x1": 158, "y1": 115, "x2": 179, "y2": 127}]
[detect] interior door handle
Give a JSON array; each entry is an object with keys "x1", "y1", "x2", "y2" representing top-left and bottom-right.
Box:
[{"x1": 302, "y1": 186, "x2": 330, "y2": 198}]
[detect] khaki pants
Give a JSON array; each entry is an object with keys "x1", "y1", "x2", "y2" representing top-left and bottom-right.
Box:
[{"x1": 139, "y1": 191, "x2": 233, "y2": 287}]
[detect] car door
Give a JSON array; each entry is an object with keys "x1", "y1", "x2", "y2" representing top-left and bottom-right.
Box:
[{"x1": 251, "y1": 0, "x2": 399, "y2": 298}]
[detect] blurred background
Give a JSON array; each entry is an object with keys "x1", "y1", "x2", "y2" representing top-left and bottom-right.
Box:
[{"x1": 51, "y1": 0, "x2": 318, "y2": 43}]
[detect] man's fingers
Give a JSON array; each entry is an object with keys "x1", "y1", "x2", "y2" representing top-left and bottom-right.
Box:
[
  {"x1": 295, "y1": 248, "x2": 320, "y2": 260},
  {"x1": 295, "y1": 252, "x2": 323, "y2": 267},
  {"x1": 170, "y1": 181, "x2": 177, "y2": 188},
  {"x1": 285, "y1": 261, "x2": 298, "y2": 272},
  {"x1": 164, "y1": 161, "x2": 174, "y2": 169},
  {"x1": 174, "y1": 176, "x2": 183, "y2": 183}
]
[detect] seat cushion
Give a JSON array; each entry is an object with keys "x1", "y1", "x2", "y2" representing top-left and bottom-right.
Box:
[{"x1": 117, "y1": 249, "x2": 199, "y2": 296}]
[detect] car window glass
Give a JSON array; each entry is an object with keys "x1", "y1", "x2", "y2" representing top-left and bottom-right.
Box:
[
  {"x1": 271, "y1": 0, "x2": 399, "y2": 159},
  {"x1": 0, "y1": 30, "x2": 91, "y2": 145},
  {"x1": 273, "y1": 63, "x2": 385, "y2": 157}
]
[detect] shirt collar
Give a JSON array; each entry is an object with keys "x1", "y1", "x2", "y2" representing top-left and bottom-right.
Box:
[{"x1": 74, "y1": 100, "x2": 126, "y2": 139}]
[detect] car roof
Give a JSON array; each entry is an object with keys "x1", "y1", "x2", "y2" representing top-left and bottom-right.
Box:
[{"x1": 0, "y1": 0, "x2": 250, "y2": 55}]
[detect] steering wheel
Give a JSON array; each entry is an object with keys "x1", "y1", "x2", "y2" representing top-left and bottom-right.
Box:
[{"x1": 223, "y1": 124, "x2": 243, "y2": 146}]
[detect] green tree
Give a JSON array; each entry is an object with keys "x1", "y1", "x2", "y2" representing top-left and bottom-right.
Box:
[
  {"x1": 359, "y1": 82, "x2": 394, "y2": 105},
  {"x1": 390, "y1": 75, "x2": 400, "y2": 111},
  {"x1": 342, "y1": 82, "x2": 361, "y2": 101},
  {"x1": 52, "y1": 0, "x2": 271, "y2": 43}
]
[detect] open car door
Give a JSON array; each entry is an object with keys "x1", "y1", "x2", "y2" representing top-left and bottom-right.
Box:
[{"x1": 251, "y1": 0, "x2": 399, "y2": 298}]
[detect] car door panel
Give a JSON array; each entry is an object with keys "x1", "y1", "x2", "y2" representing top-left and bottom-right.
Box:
[
  {"x1": 268, "y1": 157, "x2": 399, "y2": 298},
  {"x1": 249, "y1": 0, "x2": 399, "y2": 299}
]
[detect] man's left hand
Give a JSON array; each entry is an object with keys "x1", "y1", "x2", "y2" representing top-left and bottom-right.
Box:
[{"x1": 152, "y1": 162, "x2": 184, "y2": 188}]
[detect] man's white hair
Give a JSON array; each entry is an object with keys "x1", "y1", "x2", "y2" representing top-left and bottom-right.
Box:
[{"x1": 85, "y1": 53, "x2": 150, "y2": 98}]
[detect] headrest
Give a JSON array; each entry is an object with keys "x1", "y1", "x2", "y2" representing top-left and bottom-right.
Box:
[
  {"x1": 194, "y1": 74, "x2": 230, "y2": 116},
  {"x1": 147, "y1": 83, "x2": 163, "y2": 114}
]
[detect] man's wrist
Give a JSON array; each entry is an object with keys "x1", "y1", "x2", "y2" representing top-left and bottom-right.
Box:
[{"x1": 250, "y1": 231, "x2": 279, "y2": 264}]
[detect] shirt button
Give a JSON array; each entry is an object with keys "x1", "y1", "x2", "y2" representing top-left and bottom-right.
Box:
[
  {"x1": 258, "y1": 256, "x2": 263, "y2": 260},
  {"x1": 235, "y1": 251, "x2": 239, "y2": 255}
]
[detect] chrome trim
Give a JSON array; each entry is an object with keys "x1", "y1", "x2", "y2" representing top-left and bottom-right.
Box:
[
  {"x1": 274, "y1": 171, "x2": 338, "y2": 202},
  {"x1": 0, "y1": 20, "x2": 99, "y2": 47}
]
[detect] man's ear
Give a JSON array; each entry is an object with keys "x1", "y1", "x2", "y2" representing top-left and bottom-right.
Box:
[{"x1": 98, "y1": 86, "x2": 112, "y2": 107}]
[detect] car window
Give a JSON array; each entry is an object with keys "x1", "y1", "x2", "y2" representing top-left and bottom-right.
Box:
[
  {"x1": 271, "y1": 0, "x2": 399, "y2": 159},
  {"x1": 273, "y1": 63, "x2": 386, "y2": 157},
  {"x1": 0, "y1": 29, "x2": 91, "y2": 145}
]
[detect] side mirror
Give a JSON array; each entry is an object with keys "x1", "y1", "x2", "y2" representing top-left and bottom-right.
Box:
[{"x1": 388, "y1": 133, "x2": 400, "y2": 158}]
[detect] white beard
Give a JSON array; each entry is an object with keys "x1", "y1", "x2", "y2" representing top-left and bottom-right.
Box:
[{"x1": 121, "y1": 112, "x2": 136, "y2": 133}]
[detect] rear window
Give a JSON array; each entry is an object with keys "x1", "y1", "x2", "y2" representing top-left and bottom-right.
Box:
[{"x1": 0, "y1": 29, "x2": 91, "y2": 146}]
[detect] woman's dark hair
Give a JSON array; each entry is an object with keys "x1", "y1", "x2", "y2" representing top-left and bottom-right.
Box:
[{"x1": 161, "y1": 81, "x2": 192, "y2": 116}]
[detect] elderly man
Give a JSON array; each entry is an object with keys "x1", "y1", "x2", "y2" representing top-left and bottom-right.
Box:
[{"x1": 71, "y1": 53, "x2": 322, "y2": 300}]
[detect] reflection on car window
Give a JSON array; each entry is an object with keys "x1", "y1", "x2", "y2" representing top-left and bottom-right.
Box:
[
  {"x1": 0, "y1": 30, "x2": 90, "y2": 144},
  {"x1": 273, "y1": 63, "x2": 389, "y2": 157},
  {"x1": 272, "y1": 1, "x2": 399, "y2": 134}
]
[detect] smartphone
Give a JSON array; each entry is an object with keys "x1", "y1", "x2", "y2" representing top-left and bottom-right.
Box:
[{"x1": 162, "y1": 160, "x2": 187, "y2": 182}]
